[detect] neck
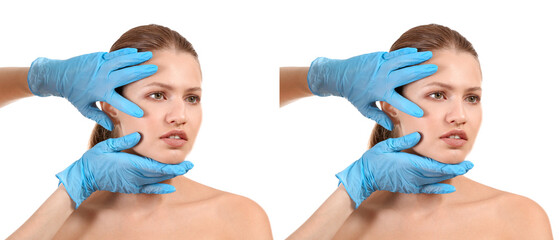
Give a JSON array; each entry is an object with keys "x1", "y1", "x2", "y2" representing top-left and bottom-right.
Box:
[
  {"x1": 105, "y1": 177, "x2": 181, "y2": 211},
  {"x1": 387, "y1": 176, "x2": 466, "y2": 213}
]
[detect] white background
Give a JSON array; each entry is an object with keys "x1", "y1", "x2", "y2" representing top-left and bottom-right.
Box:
[{"x1": 1, "y1": 0, "x2": 557, "y2": 238}]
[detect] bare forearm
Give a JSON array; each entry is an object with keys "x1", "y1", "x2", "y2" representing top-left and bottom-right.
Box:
[
  {"x1": 279, "y1": 67, "x2": 313, "y2": 107},
  {"x1": 8, "y1": 185, "x2": 75, "y2": 240},
  {"x1": 0, "y1": 67, "x2": 33, "y2": 108},
  {"x1": 288, "y1": 185, "x2": 355, "y2": 240}
]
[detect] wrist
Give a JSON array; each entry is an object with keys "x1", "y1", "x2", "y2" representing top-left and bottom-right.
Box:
[
  {"x1": 307, "y1": 57, "x2": 339, "y2": 97},
  {"x1": 27, "y1": 57, "x2": 62, "y2": 97},
  {"x1": 56, "y1": 183, "x2": 77, "y2": 210},
  {"x1": 56, "y1": 160, "x2": 90, "y2": 209}
]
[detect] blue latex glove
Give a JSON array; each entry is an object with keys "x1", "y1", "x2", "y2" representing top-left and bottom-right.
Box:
[
  {"x1": 27, "y1": 48, "x2": 157, "y2": 131},
  {"x1": 307, "y1": 48, "x2": 437, "y2": 130},
  {"x1": 56, "y1": 132, "x2": 193, "y2": 208},
  {"x1": 336, "y1": 132, "x2": 474, "y2": 208}
]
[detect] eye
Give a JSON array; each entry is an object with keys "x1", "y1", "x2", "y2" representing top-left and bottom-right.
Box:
[
  {"x1": 148, "y1": 92, "x2": 165, "y2": 100},
  {"x1": 428, "y1": 92, "x2": 445, "y2": 100},
  {"x1": 465, "y1": 95, "x2": 480, "y2": 104},
  {"x1": 186, "y1": 95, "x2": 200, "y2": 104}
]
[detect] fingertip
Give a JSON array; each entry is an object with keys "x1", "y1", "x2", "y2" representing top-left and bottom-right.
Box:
[
  {"x1": 129, "y1": 105, "x2": 144, "y2": 118},
  {"x1": 385, "y1": 47, "x2": 418, "y2": 59},
  {"x1": 143, "y1": 64, "x2": 158, "y2": 73},
  {"x1": 104, "y1": 48, "x2": 138, "y2": 60},
  {"x1": 372, "y1": 114, "x2": 393, "y2": 131},
  {"x1": 141, "y1": 184, "x2": 176, "y2": 194},
  {"x1": 100, "y1": 119, "x2": 114, "y2": 131},
  {"x1": 424, "y1": 64, "x2": 438, "y2": 73},
  {"x1": 422, "y1": 184, "x2": 455, "y2": 194},
  {"x1": 109, "y1": 94, "x2": 144, "y2": 118},
  {"x1": 139, "y1": 51, "x2": 153, "y2": 59},
  {"x1": 409, "y1": 106, "x2": 424, "y2": 118},
  {"x1": 183, "y1": 161, "x2": 194, "y2": 170},
  {"x1": 403, "y1": 132, "x2": 421, "y2": 145},
  {"x1": 122, "y1": 132, "x2": 141, "y2": 146},
  {"x1": 421, "y1": 50, "x2": 433, "y2": 59},
  {"x1": 380, "y1": 121, "x2": 393, "y2": 131},
  {"x1": 462, "y1": 160, "x2": 475, "y2": 171}
]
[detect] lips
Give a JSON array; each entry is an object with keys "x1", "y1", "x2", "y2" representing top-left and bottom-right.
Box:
[
  {"x1": 439, "y1": 129, "x2": 468, "y2": 148},
  {"x1": 160, "y1": 130, "x2": 188, "y2": 148}
]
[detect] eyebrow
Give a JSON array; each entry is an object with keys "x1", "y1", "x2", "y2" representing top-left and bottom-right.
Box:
[
  {"x1": 424, "y1": 82, "x2": 481, "y2": 92},
  {"x1": 143, "y1": 82, "x2": 201, "y2": 92}
]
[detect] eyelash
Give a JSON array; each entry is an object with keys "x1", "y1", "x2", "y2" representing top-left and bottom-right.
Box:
[
  {"x1": 427, "y1": 91, "x2": 481, "y2": 104},
  {"x1": 147, "y1": 92, "x2": 201, "y2": 104}
]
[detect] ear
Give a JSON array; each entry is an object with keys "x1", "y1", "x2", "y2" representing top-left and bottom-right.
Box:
[
  {"x1": 380, "y1": 101, "x2": 399, "y2": 124},
  {"x1": 100, "y1": 101, "x2": 119, "y2": 124}
]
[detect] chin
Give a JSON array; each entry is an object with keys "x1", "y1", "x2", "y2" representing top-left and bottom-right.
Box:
[
  {"x1": 412, "y1": 147, "x2": 467, "y2": 165},
  {"x1": 147, "y1": 152, "x2": 188, "y2": 164},
  {"x1": 131, "y1": 147, "x2": 188, "y2": 165}
]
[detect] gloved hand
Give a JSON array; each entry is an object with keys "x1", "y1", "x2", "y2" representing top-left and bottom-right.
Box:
[
  {"x1": 27, "y1": 48, "x2": 157, "y2": 131},
  {"x1": 336, "y1": 132, "x2": 473, "y2": 208},
  {"x1": 307, "y1": 48, "x2": 437, "y2": 130},
  {"x1": 56, "y1": 132, "x2": 193, "y2": 208}
]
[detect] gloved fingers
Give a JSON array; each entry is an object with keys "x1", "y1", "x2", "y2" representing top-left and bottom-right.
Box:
[
  {"x1": 139, "y1": 183, "x2": 176, "y2": 194},
  {"x1": 104, "y1": 51, "x2": 153, "y2": 71},
  {"x1": 110, "y1": 64, "x2": 158, "y2": 88},
  {"x1": 105, "y1": 92, "x2": 144, "y2": 118},
  {"x1": 385, "y1": 92, "x2": 424, "y2": 118},
  {"x1": 419, "y1": 183, "x2": 456, "y2": 194},
  {"x1": 133, "y1": 158, "x2": 193, "y2": 177},
  {"x1": 383, "y1": 51, "x2": 432, "y2": 71},
  {"x1": 81, "y1": 104, "x2": 114, "y2": 131},
  {"x1": 378, "y1": 132, "x2": 421, "y2": 153},
  {"x1": 410, "y1": 157, "x2": 473, "y2": 178},
  {"x1": 383, "y1": 48, "x2": 418, "y2": 60},
  {"x1": 103, "y1": 132, "x2": 141, "y2": 152},
  {"x1": 389, "y1": 64, "x2": 438, "y2": 88},
  {"x1": 363, "y1": 105, "x2": 393, "y2": 131},
  {"x1": 103, "y1": 48, "x2": 138, "y2": 60}
]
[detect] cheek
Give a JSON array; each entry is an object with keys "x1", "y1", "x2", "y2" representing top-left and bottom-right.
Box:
[
  {"x1": 398, "y1": 115, "x2": 433, "y2": 138},
  {"x1": 116, "y1": 114, "x2": 155, "y2": 156},
  {"x1": 187, "y1": 108, "x2": 203, "y2": 141},
  {"x1": 118, "y1": 115, "x2": 147, "y2": 136},
  {"x1": 398, "y1": 113, "x2": 439, "y2": 156}
]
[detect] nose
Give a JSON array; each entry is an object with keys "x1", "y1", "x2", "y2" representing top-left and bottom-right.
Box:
[
  {"x1": 165, "y1": 99, "x2": 188, "y2": 126},
  {"x1": 445, "y1": 99, "x2": 467, "y2": 126}
]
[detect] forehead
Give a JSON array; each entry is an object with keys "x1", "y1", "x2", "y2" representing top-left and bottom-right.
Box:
[
  {"x1": 406, "y1": 49, "x2": 482, "y2": 90},
  {"x1": 127, "y1": 49, "x2": 202, "y2": 90}
]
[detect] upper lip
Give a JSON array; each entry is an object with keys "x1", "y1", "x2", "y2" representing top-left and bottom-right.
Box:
[
  {"x1": 160, "y1": 130, "x2": 188, "y2": 141},
  {"x1": 440, "y1": 129, "x2": 468, "y2": 140}
]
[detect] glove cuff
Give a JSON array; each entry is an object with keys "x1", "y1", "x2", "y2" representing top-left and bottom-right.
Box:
[
  {"x1": 56, "y1": 161, "x2": 91, "y2": 209},
  {"x1": 27, "y1": 57, "x2": 62, "y2": 97},
  {"x1": 336, "y1": 161, "x2": 373, "y2": 209},
  {"x1": 307, "y1": 57, "x2": 339, "y2": 97}
]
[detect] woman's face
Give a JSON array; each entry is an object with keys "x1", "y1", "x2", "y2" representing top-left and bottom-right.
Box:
[
  {"x1": 104, "y1": 49, "x2": 202, "y2": 164},
  {"x1": 386, "y1": 49, "x2": 482, "y2": 164}
]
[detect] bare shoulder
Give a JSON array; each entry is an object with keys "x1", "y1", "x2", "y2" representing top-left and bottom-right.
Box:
[
  {"x1": 180, "y1": 178, "x2": 272, "y2": 239},
  {"x1": 212, "y1": 191, "x2": 273, "y2": 239},
  {"x1": 471, "y1": 181, "x2": 552, "y2": 239},
  {"x1": 494, "y1": 192, "x2": 552, "y2": 239}
]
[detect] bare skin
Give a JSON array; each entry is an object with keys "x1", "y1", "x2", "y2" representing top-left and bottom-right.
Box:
[
  {"x1": 333, "y1": 176, "x2": 552, "y2": 239},
  {"x1": 332, "y1": 49, "x2": 553, "y2": 239},
  {"x1": 0, "y1": 67, "x2": 33, "y2": 107},
  {"x1": 54, "y1": 176, "x2": 272, "y2": 239},
  {"x1": 279, "y1": 67, "x2": 313, "y2": 107},
  {"x1": 7, "y1": 185, "x2": 75, "y2": 240}
]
